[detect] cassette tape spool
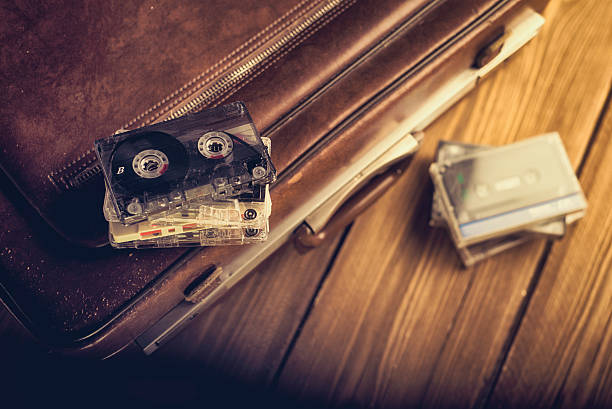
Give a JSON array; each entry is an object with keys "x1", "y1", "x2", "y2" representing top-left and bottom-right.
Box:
[{"x1": 95, "y1": 102, "x2": 276, "y2": 225}]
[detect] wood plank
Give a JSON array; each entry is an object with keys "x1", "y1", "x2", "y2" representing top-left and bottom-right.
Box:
[
  {"x1": 275, "y1": 0, "x2": 612, "y2": 407},
  {"x1": 147, "y1": 233, "x2": 345, "y2": 388},
  {"x1": 486, "y1": 95, "x2": 612, "y2": 409}
]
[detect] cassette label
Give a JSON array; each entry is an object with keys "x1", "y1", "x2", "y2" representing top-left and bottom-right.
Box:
[{"x1": 458, "y1": 192, "x2": 584, "y2": 238}]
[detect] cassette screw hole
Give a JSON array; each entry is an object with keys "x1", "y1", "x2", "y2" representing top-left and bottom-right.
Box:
[
  {"x1": 252, "y1": 166, "x2": 266, "y2": 179},
  {"x1": 127, "y1": 201, "x2": 143, "y2": 215},
  {"x1": 245, "y1": 228, "x2": 259, "y2": 237},
  {"x1": 244, "y1": 209, "x2": 257, "y2": 220}
]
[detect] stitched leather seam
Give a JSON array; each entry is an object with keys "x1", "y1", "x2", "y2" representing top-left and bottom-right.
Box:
[
  {"x1": 48, "y1": 0, "x2": 321, "y2": 188},
  {"x1": 123, "y1": 0, "x2": 321, "y2": 129},
  {"x1": 132, "y1": 0, "x2": 327, "y2": 128},
  {"x1": 157, "y1": 0, "x2": 354, "y2": 123},
  {"x1": 213, "y1": 0, "x2": 356, "y2": 110}
]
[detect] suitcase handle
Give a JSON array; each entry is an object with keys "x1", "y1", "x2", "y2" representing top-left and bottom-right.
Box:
[{"x1": 294, "y1": 156, "x2": 414, "y2": 250}]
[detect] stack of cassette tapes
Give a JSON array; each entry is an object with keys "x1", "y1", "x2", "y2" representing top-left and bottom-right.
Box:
[
  {"x1": 95, "y1": 102, "x2": 276, "y2": 248},
  {"x1": 429, "y1": 133, "x2": 587, "y2": 266}
]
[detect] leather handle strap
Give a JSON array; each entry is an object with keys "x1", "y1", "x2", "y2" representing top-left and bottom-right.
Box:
[{"x1": 294, "y1": 156, "x2": 414, "y2": 250}]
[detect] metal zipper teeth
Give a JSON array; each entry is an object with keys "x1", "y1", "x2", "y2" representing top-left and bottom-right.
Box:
[
  {"x1": 167, "y1": 0, "x2": 352, "y2": 119},
  {"x1": 123, "y1": 0, "x2": 322, "y2": 130}
]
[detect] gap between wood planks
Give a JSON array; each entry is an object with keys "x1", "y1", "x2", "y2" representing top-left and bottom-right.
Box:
[
  {"x1": 476, "y1": 85, "x2": 612, "y2": 409},
  {"x1": 270, "y1": 223, "x2": 355, "y2": 391}
]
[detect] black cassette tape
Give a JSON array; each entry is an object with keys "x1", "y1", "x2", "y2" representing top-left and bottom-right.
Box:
[{"x1": 95, "y1": 102, "x2": 276, "y2": 224}]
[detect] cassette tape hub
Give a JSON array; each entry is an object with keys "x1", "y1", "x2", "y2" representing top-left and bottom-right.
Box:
[{"x1": 95, "y1": 102, "x2": 276, "y2": 225}]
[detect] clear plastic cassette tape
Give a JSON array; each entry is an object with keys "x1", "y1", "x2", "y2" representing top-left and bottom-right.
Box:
[
  {"x1": 457, "y1": 232, "x2": 535, "y2": 267},
  {"x1": 95, "y1": 102, "x2": 276, "y2": 225},
  {"x1": 103, "y1": 181, "x2": 269, "y2": 226},
  {"x1": 108, "y1": 185, "x2": 271, "y2": 244},
  {"x1": 110, "y1": 224, "x2": 269, "y2": 249},
  {"x1": 103, "y1": 137, "x2": 272, "y2": 226},
  {"x1": 430, "y1": 140, "x2": 566, "y2": 238},
  {"x1": 153, "y1": 185, "x2": 270, "y2": 228},
  {"x1": 429, "y1": 133, "x2": 587, "y2": 247}
]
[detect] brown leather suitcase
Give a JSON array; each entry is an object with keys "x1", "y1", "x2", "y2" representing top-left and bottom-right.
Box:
[{"x1": 0, "y1": 0, "x2": 550, "y2": 358}]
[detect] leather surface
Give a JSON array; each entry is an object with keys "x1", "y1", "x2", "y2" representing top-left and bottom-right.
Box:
[
  {"x1": 0, "y1": 0, "x2": 429, "y2": 340},
  {"x1": 0, "y1": 0, "x2": 305, "y2": 338},
  {"x1": 0, "y1": 0, "x2": 309, "y2": 244},
  {"x1": 0, "y1": 0, "x2": 548, "y2": 352}
]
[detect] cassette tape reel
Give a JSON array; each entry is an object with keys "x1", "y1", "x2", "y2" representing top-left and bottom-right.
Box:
[
  {"x1": 95, "y1": 102, "x2": 276, "y2": 224},
  {"x1": 110, "y1": 131, "x2": 189, "y2": 198}
]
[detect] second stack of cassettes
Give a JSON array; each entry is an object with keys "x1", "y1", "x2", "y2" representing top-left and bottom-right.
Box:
[{"x1": 429, "y1": 133, "x2": 587, "y2": 266}]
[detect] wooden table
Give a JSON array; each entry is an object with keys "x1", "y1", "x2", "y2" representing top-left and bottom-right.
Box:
[{"x1": 1, "y1": 0, "x2": 611, "y2": 407}]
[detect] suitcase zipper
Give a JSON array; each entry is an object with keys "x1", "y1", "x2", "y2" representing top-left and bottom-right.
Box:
[
  {"x1": 124, "y1": 0, "x2": 356, "y2": 128},
  {"x1": 49, "y1": 0, "x2": 356, "y2": 191},
  {"x1": 163, "y1": 0, "x2": 356, "y2": 122}
]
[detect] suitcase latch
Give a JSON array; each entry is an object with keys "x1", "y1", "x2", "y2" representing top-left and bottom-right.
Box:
[
  {"x1": 473, "y1": 28, "x2": 507, "y2": 69},
  {"x1": 184, "y1": 265, "x2": 223, "y2": 304},
  {"x1": 295, "y1": 132, "x2": 422, "y2": 250}
]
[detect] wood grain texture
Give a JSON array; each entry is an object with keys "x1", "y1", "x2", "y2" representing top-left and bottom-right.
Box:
[
  {"x1": 275, "y1": 0, "x2": 612, "y2": 407},
  {"x1": 148, "y1": 234, "x2": 345, "y2": 387},
  {"x1": 486, "y1": 96, "x2": 612, "y2": 409}
]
